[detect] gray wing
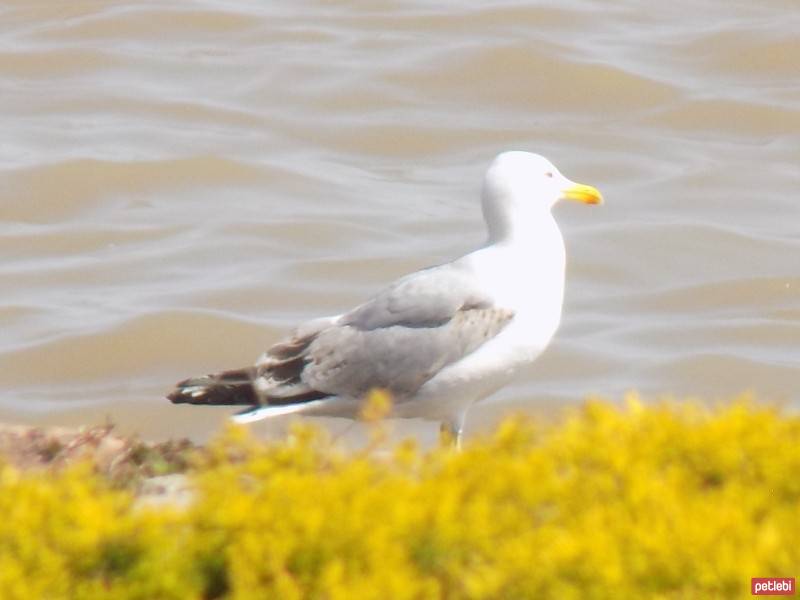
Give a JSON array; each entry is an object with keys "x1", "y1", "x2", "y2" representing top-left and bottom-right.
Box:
[
  {"x1": 254, "y1": 263, "x2": 514, "y2": 403},
  {"x1": 340, "y1": 264, "x2": 495, "y2": 329}
]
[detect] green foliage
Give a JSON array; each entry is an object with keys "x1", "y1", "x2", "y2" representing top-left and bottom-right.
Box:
[{"x1": 1, "y1": 396, "x2": 798, "y2": 599}]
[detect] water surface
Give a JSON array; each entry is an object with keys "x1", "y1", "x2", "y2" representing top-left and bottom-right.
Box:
[{"x1": 1, "y1": 1, "x2": 798, "y2": 441}]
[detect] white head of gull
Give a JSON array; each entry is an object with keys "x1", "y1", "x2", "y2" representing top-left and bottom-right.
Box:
[{"x1": 169, "y1": 151, "x2": 603, "y2": 447}]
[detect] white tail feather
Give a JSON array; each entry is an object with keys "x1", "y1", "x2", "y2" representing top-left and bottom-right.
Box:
[{"x1": 230, "y1": 399, "x2": 329, "y2": 424}]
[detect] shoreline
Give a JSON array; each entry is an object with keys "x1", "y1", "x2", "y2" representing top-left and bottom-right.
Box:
[{"x1": 0, "y1": 422, "x2": 195, "y2": 504}]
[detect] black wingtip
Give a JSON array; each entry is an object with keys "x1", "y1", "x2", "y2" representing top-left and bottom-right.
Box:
[
  {"x1": 167, "y1": 376, "x2": 211, "y2": 404},
  {"x1": 167, "y1": 388, "x2": 190, "y2": 404},
  {"x1": 167, "y1": 373, "x2": 259, "y2": 406}
]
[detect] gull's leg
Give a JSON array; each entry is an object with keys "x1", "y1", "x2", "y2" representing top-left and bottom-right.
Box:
[{"x1": 439, "y1": 410, "x2": 467, "y2": 450}]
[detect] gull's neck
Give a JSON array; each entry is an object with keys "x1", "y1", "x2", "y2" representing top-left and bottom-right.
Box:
[
  {"x1": 481, "y1": 180, "x2": 561, "y2": 247},
  {"x1": 484, "y1": 206, "x2": 559, "y2": 249},
  {"x1": 463, "y1": 203, "x2": 566, "y2": 322}
]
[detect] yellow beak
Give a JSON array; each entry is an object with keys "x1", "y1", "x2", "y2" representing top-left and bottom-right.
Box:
[{"x1": 561, "y1": 182, "x2": 603, "y2": 205}]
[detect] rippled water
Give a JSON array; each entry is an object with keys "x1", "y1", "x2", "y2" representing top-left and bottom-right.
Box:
[{"x1": 2, "y1": 1, "x2": 798, "y2": 441}]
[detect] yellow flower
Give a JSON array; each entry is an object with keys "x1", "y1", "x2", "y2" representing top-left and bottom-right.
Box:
[{"x1": 0, "y1": 395, "x2": 798, "y2": 598}]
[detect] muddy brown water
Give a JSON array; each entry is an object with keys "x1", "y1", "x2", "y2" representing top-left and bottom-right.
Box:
[{"x1": 1, "y1": 1, "x2": 798, "y2": 442}]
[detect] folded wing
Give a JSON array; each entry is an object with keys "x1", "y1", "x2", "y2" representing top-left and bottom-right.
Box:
[{"x1": 169, "y1": 263, "x2": 514, "y2": 412}]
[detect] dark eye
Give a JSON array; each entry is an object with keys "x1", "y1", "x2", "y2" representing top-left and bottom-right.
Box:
[{"x1": 545, "y1": 172, "x2": 554, "y2": 178}]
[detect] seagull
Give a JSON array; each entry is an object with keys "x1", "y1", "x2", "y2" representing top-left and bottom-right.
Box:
[{"x1": 168, "y1": 151, "x2": 602, "y2": 445}]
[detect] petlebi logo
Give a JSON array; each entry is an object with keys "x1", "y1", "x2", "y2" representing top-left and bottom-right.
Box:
[{"x1": 751, "y1": 578, "x2": 796, "y2": 596}]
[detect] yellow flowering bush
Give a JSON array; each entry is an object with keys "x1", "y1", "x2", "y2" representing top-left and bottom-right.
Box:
[{"x1": 1, "y1": 395, "x2": 798, "y2": 599}]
